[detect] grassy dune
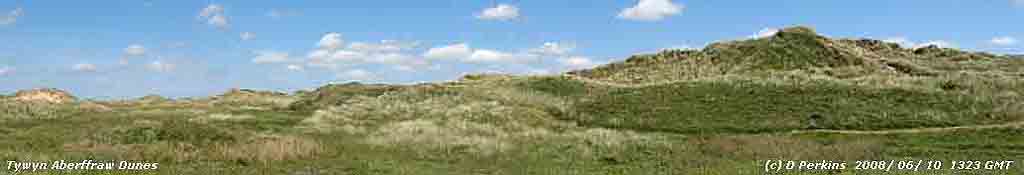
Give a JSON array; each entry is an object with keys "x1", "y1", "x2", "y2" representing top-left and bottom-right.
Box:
[{"x1": 1, "y1": 26, "x2": 1022, "y2": 174}]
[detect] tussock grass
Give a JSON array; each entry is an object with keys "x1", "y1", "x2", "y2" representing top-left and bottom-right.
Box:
[
  {"x1": 0, "y1": 100, "x2": 90, "y2": 119},
  {"x1": 2, "y1": 26, "x2": 1022, "y2": 174},
  {"x1": 210, "y1": 135, "x2": 322, "y2": 162}
]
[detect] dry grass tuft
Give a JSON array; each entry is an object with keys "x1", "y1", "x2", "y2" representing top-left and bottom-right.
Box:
[
  {"x1": 210, "y1": 135, "x2": 323, "y2": 162},
  {"x1": 189, "y1": 113, "x2": 254, "y2": 123},
  {"x1": 700, "y1": 135, "x2": 882, "y2": 161},
  {"x1": 365, "y1": 119, "x2": 511, "y2": 154},
  {"x1": 64, "y1": 135, "x2": 323, "y2": 163}
]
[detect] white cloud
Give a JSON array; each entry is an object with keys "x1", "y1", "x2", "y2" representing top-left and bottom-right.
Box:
[
  {"x1": 198, "y1": 4, "x2": 229, "y2": 28},
  {"x1": 529, "y1": 42, "x2": 575, "y2": 56},
  {"x1": 348, "y1": 40, "x2": 418, "y2": 53},
  {"x1": 424, "y1": 43, "x2": 549, "y2": 63},
  {"x1": 304, "y1": 32, "x2": 349, "y2": 67},
  {"x1": 386, "y1": 55, "x2": 432, "y2": 71},
  {"x1": 0, "y1": 66, "x2": 12, "y2": 76},
  {"x1": 198, "y1": 4, "x2": 224, "y2": 19},
  {"x1": 525, "y1": 68, "x2": 554, "y2": 75},
  {"x1": 393, "y1": 61, "x2": 435, "y2": 72},
  {"x1": 883, "y1": 37, "x2": 914, "y2": 47},
  {"x1": 617, "y1": 0, "x2": 683, "y2": 21},
  {"x1": 476, "y1": 4, "x2": 520, "y2": 21},
  {"x1": 2, "y1": 7, "x2": 24, "y2": 25},
  {"x1": 372, "y1": 53, "x2": 415, "y2": 64},
  {"x1": 752, "y1": 28, "x2": 779, "y2": 38},
  {"x1": 240, "y1": 32, "x2": 255, "y2": 40},
  {"x1": 147, "y1": 61, "x2": 175, "y2": 72},
  {"x1": 467, "y1": 49, "x2": 517, "y2": 63},
  {"x1": 661, "y1": 44, "x2": 695, "y2": 51},
  {"x1": 559, "y1": 56, "x2": 599, "y2": 69},
  {"x1": 317, "y1": 33, "x2": 344, "y2": 50},
  {"x1": 307, "y1": 49, "x2": 332, "y2": 59},
  {"x1": 338, "y1": 69, "x2": 374, "y2": 80},
  {"x1": 914, "y1": 40, "x2": 955, "y2": 48},
  {"x1": 883, "y1": 37, "x2": 956, "y2": 49},
  {"x1": 424, "y1": 43, "x2": 472, "y2": 60},
  {"x1": 306, "y1": 50, "x2": 433, "y2": 72},
  {"x1": 286, "y1": 64, "x2": 303, "y2": 71},
  {"x1": 252, "y1": 51, "x2": 290, "y2": 64},
  {"x1": 990, "y1": 36, "x2": 1017, "y2": 46},
  {"x1": 72, "y1": 63, "x2": 97, "y2": 72},
  {"x1": 207, "y1": 14, "x2": 229, "y2": 29},
  {"x1": 306, "y1": 49, "x2": 364, "y2": 69},
  {"x1": 124, "y1": 45, "x2": 146, "y2": 56},
  {"x1": 329, "y1": 50, "x2": 367, "y2": 62}
]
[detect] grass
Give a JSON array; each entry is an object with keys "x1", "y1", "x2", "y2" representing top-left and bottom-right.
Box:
[
  {"x1": 1, "y1": 26, "x2": 1022, "y2": 174},
  {"x1": 1, "y1": 78, "x2": 1022, "y2": 174},
  {"x1": 572, "y1": 78, "x2": 1018, "y2": 134}
]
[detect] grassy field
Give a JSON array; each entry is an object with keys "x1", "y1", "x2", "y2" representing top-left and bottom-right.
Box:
[{"x1": 1, "y1": 27, "x2": 1022, "y2": 174}]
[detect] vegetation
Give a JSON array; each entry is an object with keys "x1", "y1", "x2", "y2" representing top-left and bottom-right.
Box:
[{"x1": 1, "y1": 26, "x2": 1022, "y2": 174}]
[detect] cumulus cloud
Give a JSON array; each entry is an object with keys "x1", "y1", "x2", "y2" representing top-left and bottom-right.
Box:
[
  {"x1": 348, "y1": 40, "x2": 418, "y2": 53},
  {"x1": 306, "y1": 50, "x2": 358, "y2": 69},
  {"x1": 301, "y1": 34, "x2": 432, "y2": 71},
  {"x1": 328, "y1": 50, "x2": 368, "y2": 62},
  {"x1": 393, "y1": 61, "x2": 435, "y2": 72},
  {"x1": 882, "y1": 37, "x2": 955, "y2": 49},
  {"x1": 882, "y1": 37, "x2": 913, "y2": 47},
  {"x1": 423, "y1": 43, "x2": 541, "y2": 63},
  {"x1": 198, "y1": 4, "x2": 223, "y2": 18},
  {"x1": 617, "y1": 0, "x2": 683, "y2": 21},
  {"x1": 286, "y1": 64, "x2": 303, "y2": 71},
  {"x1": 661, "y1": 44, "x2": 696, "y2": 51},
  {"x1": 124, "y1": 44, "x2": 146, "y2": 56},
  {"x1": 338, "y1": 69, "x2": 374, "y2": 80},
  {"x1": 147, "y1": 61, "x2": 175, "y2": 72},
  {"x1": 529, "y1": 42, "x2": 575, "y2": 56},
  {"x1": 525, "y1": 68, "x2": 554, "y2": 75},
  {"x1": 990, "y1": 36, "x2": 1017, "y2": 46},
  {"x1": 424, "y1": 43, "x2": 472, "y2": 60},
  {"x1": 881, "y1": 37, "x2": 952, "y2": 48},
  {"x1": 240, "y1": 32, "x2": 255, "y2": 40},
  {"x1": 2, "y1": 7, "x2": 23, "y2": 25},
  {"x1": 72, "y1": 63, "x2": 97, "y2": 72},
  {"x1": 306, "y1": 49, "x2": 332, "y2": 59},
  {"x1": 252, "y1": 51, "x2": 290, "y2": 64},
  {"x1": 317, "y1": 33, "x2": 344, "y2": 50},
  {"x1": 915, "y1": 40, "x2": 955, "y2": 48},
  {"x1": 208, "y1": 14, "x2": 229, "y2": 28},
  {"x1": 467, "y1": 49, "x2": 520, "y2": 63},
  {"x1": 372, "y1": 53, "x2": 417, "y2": 65},
  {"x1": 559, "y1": 56, "x2": 599, "y2": 69},
  {"x1": 198, "y1": 4, "x2": 229, "y2": 28},
  {"x1": 752, "y1": 28, "x2": 779, "y2": 38},
  {"x1": 476, "y1": 4, "x2": 519, "y2": 21}
]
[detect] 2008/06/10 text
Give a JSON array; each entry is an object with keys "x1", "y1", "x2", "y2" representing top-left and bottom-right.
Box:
[{"x1": 762, "y1": 160, "x2": 1015, "y2": 173}]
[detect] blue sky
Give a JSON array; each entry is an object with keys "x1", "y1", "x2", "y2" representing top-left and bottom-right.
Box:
[{"x1": 1, "y1": 0, "x2": 1023, "y2": 98}]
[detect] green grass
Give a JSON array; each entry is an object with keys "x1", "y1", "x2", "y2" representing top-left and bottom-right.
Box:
[
  {"x1": 571, "y1": 79, "x2": 1016, "y2": 134},
  {"x1": 1, "y1": 26, "x2": 1022, "y2": 174}
]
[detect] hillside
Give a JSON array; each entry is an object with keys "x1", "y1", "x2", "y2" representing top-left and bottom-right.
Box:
[
  {"x1": 1, "y1": 26, "x2": 1022, "y2": 174},
  {"x1": 573, "y1": 26, "x2": 1022, "y2": 85}
]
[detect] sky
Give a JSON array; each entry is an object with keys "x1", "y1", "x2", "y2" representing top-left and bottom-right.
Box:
[{"x1": 1, "y1": 0, "x2": 1023, "y2": 99}]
